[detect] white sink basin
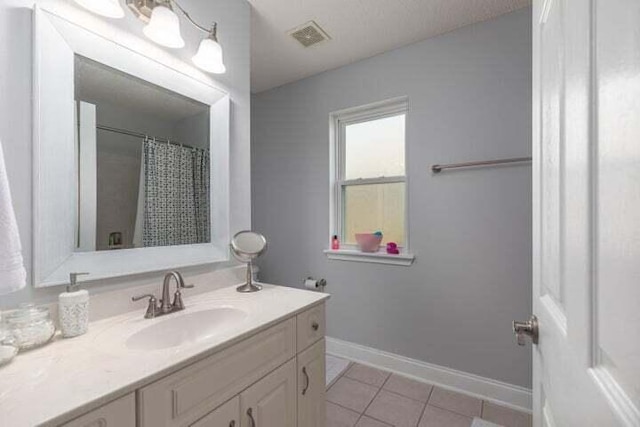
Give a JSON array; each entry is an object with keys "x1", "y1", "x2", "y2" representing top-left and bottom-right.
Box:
[{"x1": 125, "y1": 307, "x2": 248, "y2": 351}]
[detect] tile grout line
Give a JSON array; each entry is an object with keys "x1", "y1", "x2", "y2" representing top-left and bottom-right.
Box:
[
  {"x1": 426, "y1": 385, "x2": 484, "y2": 419},
  {"x1": 427, "y1": 401, "x2": 475, "y2": 418},
  {"x1": 326, "y1": 360, "x2": 353, "y2": 391},
  {"x1": 354, "y1": 371, "x2": 392, "y2": 426},
  {"x1": 416, "y1": 384, "x2": 436, "y2": 426},
  {"x1": 327, "y1": 400, "x2": 365, "y2": 416},
  {"x1": 326, "y1": 365, "x2": 382, "y2": 425},
  {"x1": 360, "y1": 376, "x2": 434, "y2": 427},
  {"x1": 326, "y1": 361, "x2": 352, "y2": 392}
]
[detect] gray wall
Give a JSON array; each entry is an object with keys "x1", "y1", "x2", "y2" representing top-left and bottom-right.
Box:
[
  {"x1": 252, "y1": 8, "x2": 532, "y2": 388},
  {"x1": 0, "y1": 0, "x2": 250, "y2": 307}
]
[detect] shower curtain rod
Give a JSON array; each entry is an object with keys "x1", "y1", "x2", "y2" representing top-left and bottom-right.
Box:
[{"x1": 96, "y1": 124, "x2": 204, "y2": 150}]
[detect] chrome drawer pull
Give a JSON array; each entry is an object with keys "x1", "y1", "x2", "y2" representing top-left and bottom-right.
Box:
[{"x1": 302, "y1": 366, "x2": 310, "y2": 395}]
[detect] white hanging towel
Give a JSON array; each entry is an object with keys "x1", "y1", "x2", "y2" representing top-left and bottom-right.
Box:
[{"x1": 0, "y1": 140, "x2": 26, "y2": 294}]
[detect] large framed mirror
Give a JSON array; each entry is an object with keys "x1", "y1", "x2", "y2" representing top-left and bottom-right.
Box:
[{"x1": 33, "y1": 7, "x2": 230, "y2": 287}]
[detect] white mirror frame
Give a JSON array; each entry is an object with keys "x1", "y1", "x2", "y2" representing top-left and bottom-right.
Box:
[{"x1": 33, "y1": 6, "x2": 230, "y2": 287}]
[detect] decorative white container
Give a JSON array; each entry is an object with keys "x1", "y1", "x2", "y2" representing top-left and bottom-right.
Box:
[{"x1": 59, "y1": 273, "x2": 90, "y2": 338}]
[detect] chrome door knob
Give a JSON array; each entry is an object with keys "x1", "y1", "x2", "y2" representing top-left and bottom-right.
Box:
[{"x1": 512, "y1": 315, "x2": 539, "y2": 345}]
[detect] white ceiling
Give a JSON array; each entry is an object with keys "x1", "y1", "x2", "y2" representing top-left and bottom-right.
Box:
[{"x1": 249, "y1": 0, "x2": 531, "y2": 93}]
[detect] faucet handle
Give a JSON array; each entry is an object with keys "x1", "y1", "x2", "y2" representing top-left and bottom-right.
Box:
[
  {"x1": 172, "y1": 291, "x2": 185, "y2": 311},
  {"x1": 172, "y1": 282, "x2": 194, "y2": 310},
  {"x1": 132, "y1": 293, "x2": 156, "y2": 302},
  {"x1": 132, "y1": 294, "x2": 158, "y2": 319}
]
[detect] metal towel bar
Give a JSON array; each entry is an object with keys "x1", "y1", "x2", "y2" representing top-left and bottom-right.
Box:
[{"x1": 431, "y1": 157, "x2": 532, "y2": 173}]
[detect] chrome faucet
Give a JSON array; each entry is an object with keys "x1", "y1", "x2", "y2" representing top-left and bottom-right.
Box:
[{"x1": 132, "y1": 271, "x2": 194, "y2": 319}]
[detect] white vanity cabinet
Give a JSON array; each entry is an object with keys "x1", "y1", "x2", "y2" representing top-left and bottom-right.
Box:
[
  {"x1": 2, "y1": 284, "x2": 329, "y2": 426},
  {"x1": 122, "y1": 302, "x2": 325, "y2": 427}
]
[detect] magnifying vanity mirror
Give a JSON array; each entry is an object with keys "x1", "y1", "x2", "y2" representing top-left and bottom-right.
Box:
[{"x1": 230, "y1": 231, "x2": 267, "y2": 293}]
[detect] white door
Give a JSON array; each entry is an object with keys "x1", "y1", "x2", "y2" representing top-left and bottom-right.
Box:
[
  {"x1": 240, "y1": 359, "x2": 297, "y2": 427},
  {"x1": 531, "y1": 0, "x2": 640, "y2": 425}
]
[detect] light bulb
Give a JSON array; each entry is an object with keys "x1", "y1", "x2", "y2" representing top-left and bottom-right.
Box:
[
  {"x1": 192, "y1": 37, "x2": 226, "y2": 74},
  {"x1": 143, "y1": 5, "x2": 185, "y2": 49},
  {"x1": 74, "y1": 0, "x2": 124, "y2": 18}
]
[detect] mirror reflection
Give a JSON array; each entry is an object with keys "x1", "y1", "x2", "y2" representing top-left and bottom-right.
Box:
[{"x1": 74, "y1": 55, "x2": 211, "y2": 251}]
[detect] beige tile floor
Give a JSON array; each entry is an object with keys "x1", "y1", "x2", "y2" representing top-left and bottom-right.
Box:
[{"x1": 326, "y1": 362, "x2": 532, "y2": 427}]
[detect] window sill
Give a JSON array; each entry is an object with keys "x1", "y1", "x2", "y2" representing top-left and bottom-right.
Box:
[{"x1": 323, "y1": 249, "x2": 415, "y2": 266}]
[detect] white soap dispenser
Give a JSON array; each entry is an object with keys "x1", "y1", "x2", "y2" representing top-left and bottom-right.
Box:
[{"x1": 58, "y1": 272, "x2": 90, "y2": 338}]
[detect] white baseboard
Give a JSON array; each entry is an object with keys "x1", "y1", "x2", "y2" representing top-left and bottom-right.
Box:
[{"x1": 326, "y1": 336, "x2": 532, "y2": 413}]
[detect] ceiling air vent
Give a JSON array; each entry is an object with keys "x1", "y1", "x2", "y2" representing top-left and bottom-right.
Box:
[{"x1": 288, "y1": 21, "x2": 331, "y2": 48}]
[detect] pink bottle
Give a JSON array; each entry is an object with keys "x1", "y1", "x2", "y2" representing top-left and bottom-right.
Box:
[{"x1": 331, "y1": 235, "x2": 340, "y2": 250}]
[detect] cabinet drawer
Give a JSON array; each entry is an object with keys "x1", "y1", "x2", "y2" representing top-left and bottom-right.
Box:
[
  {"x1": 139, "y1": 318, "x2": 296, "y2": 427},
  {"x1": 191, "y1": 396, "x2": 239, "y2": 427},
  {"x1": 296, "y1": 303, "x2": 325, "y2": 352},
  {"x1": 60, "y1": 393, "x2": 135, "y2": 427}
]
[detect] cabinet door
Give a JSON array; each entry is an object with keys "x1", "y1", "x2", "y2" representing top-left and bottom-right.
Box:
[
  {"x1": 60, "y1": 394, "x2": 135, "y2": 427},
  {"x1": 240, "y1": 359, "x2": 297, "y2": 427},
  {"x1": 191, "y1": 396, "x2": 239, "y2": 427},
  {"x1": 297, "y1": 339, "x2": 325, "y2": 427}
]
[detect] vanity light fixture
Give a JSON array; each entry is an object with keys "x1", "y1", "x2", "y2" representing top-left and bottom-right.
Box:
[
  {"x1": 75, "y1": 0, "x2": 226, "y2": 73},
  {"x1": 142, "y1": 2, "x2": 185, "y2": 49},
  {"x1": 192, "y1": 23, "x2": 226, "y2": 74},
  {"x1": 130, "y1": 0, "x2": 225, "y2": 72},
  {"x1": 74, "y1": 0, "x2": 125, "y2": 18}
]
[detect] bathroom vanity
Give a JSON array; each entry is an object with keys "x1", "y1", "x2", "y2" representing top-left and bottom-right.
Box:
[{"x1": 0, "y1": 284, "x2": 328, "y2": 427}]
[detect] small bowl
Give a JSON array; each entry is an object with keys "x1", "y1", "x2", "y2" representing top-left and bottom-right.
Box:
[{"x1": 355, "y1": 233, "x2": 383, "y2": 252}]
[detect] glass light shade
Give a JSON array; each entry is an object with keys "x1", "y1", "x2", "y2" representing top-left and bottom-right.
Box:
[
  {"x1": 143, "y1": 5, "x2": 185, "y2": 49},
  {"x1": 74, "y1": 0, "x2": 125, "y2": 18},
  {"x1": 192, "y1": 38, "x2": 227, "y2": 74}
]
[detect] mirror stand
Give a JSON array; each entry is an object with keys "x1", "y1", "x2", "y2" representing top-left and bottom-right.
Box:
[{"x1": 237, "y1": 262, "x2": 262, "y2": 293}]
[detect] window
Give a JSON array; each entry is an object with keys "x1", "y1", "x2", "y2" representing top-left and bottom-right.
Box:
[{"x1": 328, "y1": 98, "x2": 413, "y2": 265}]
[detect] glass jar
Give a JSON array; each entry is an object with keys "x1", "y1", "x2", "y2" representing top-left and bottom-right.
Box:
[
  {"x1": 5, "y1": 304, "x2": 56, "y2": 350},
  {"x1": 0, "y1": 318, "x2": 17, "y2": 366}
]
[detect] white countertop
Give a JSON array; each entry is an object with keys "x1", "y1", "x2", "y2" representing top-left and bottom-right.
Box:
[{"x1": 0, "y1": 284, "x2": 329, "y2": 427}]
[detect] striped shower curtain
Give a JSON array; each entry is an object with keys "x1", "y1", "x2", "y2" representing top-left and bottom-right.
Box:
[{"x1": 140, "y1": 139, "x2": 210, "y2": 247}]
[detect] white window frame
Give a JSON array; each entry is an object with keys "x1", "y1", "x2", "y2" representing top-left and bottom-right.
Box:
[{"x1": 326, "y1": 97, "x2": 414, "y2": 266}]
